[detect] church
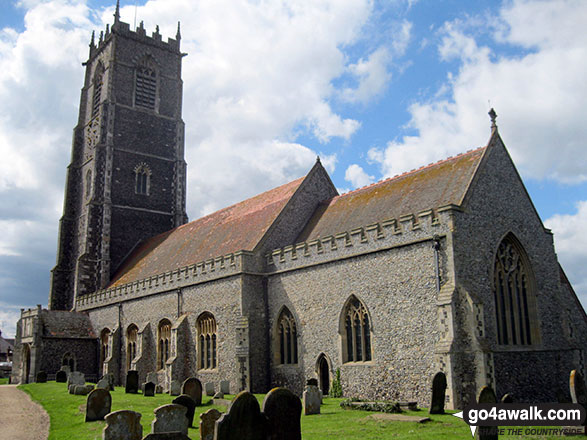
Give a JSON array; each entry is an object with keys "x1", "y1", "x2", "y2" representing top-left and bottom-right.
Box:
[{"x1": 11, "y1": 5, "x2": 587, "y2": 409}]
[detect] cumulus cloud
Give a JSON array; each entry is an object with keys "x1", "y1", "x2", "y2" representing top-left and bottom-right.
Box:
[
  {"x1": 369, "y1": 0, "x2": 587, "y2": 184},
  {"x1": 345, "y1": 164, "x2": 375, "y2": 188}
]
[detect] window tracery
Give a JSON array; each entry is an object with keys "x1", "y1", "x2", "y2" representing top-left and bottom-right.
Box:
[
  {"x1": 197, "y1": 313, "x2": 217, "y2": 370},
  {"x1": 341, "y1": 296, "x2": 371, "y2": 363}
]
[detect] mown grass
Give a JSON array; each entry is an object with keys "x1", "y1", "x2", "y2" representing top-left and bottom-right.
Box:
[
  {"x1": 19, "y1": 382, "x2": 566, "y2": 440},
  {"x1": 0, "y1": 377, "x2": 9, "y2": 385}
]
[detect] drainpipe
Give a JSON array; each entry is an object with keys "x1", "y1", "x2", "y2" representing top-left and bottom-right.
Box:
[
  {"x1": 433, "y1": 235, "x2": 441, "y2": 293},
  {"x1": 177, "y1": 289, "x2": 182, "y2": 318}
]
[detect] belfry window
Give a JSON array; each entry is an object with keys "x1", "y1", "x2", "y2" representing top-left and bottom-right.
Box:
[
  {"x1": 85, "y1": 169, "x2": 92, "y2": 199},
  {"x1": 197, "y1": 312, "x2": 217, "y2": 370},
  {"x1": 277, "y1": 307, "x2": 298, "y2": 364},
  {"x1": 92, "y1": 64, "x2": 104, "y2": 117},
  {"x1": 341, "y1": 296, "x2": 372, "y2": 363},
  {"x1": 126, "y1": 324, "x2": 138, "y2": 370},
  {"x1": 157, "y1": 319, "x2": 171, "y2": 370},
  {"x1": 135, "y1": 61, "x2": 157, "y2": 110},
  {"x1": 493, "y1": 235, "x2": 539, "y2": 346},
  {"x1": 134, "y1": 163, "x2": 151, "y2": 195}
]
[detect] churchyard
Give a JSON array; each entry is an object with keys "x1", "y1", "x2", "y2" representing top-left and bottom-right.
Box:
[{"x1": 14, "y1": 379, "x2": 570, "y2": 440}]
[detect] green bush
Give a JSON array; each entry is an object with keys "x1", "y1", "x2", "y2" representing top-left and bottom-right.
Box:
[
  {"x1": 340, "y1": 398, "x2": 402, "y2": 414},
  {"x1": 331, "y1": 368, "x2": 343, "y2": 397}
]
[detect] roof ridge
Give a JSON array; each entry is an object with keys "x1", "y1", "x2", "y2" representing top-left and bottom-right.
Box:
[{"x1": 335, "y1": 145, "x2": 487, "y2": 200}]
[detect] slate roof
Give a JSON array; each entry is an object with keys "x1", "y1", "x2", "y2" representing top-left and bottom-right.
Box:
[
  {"x1": 109, "y1": 176, "x2": 305, "y2": 287},
  {"x1": 0, "y1": 334, "x2": 13, "y2": 354},
  {"x1": 297, "y1": 146, "x2": 486, "y2": 242},
  {"x1": 41, "y1": 310, "x2": 96, "y2": 339}
]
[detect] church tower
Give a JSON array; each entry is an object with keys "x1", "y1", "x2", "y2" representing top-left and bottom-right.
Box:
[{"x1": 49, "y1": 4, "x2": 188, "y2": 310}]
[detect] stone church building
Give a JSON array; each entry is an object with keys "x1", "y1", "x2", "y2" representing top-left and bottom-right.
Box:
[{"x1": 11, "y1": 6, "x2": 587, "y2": 409}]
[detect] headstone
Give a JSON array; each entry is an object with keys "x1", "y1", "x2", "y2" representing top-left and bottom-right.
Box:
[
  {"x1": 205, "y1": 382, "x2": 215, "y2": 396},
  {"x1": 67, "y1": 371, "x2": 85, "y2": 387},
  {"x1": 36, "y1": 371, "x2": 47, "y2": 383},
  {"x1": 263, "y1": 387, "x2": 302, "y2": 440},
  {"x1": 501, "y1": 393, "x2": 514, "y2": 403},
  {"x1": 200, "y1": 408, "x2": 221, "y2": 440},
  {"x1": 143, "y1": 434, "x2": 189, "y2": 440},
  {"x1": 181, "y1": 377, "x2": 202, "y2": 405},
  {"x1": 151, "y1": 404, "x2": 188, "y2": 435},
  {"x1": 172, "y1": 394, "x2": 196, "y2": 427},
  {"x1": 146, "y1": 372, "x2": 158, "y2": 385},
  {"x1": 220, "y1": 380, "x2": 230, "y2": 395},
  {"x1": 306, "y1": 378, "x2": 318, "y2": 387},
  {"x1": 97, "y1": 377, "x2": 110, "y2": 390},
  {"x1": 429, "y1": 372, "x2": 447, "y2": 414},
  {"x1": 215, "y1": 391, "x2": 266, "y2": 440},
  {"x1": 570, "y1": 370, "x2": 587, "y2": 407},
  {"x1": 68, "y1": 384, "x2": 75, "y2": 394},
  {"x1": 102, "y1": 373, "x2": 115, "y2": 390},
  {"x1": 169, "y1": 380, "x2": 181, "y2": 396},
  {"x1": 74, "y1": 384, "x2": 94, "y2": 395},
  {"x1": 302, "y1": 384, "x2": 321, "y2": 415},
  {"x1": 156, "y1": 384, "x2": 163, "y2": 394},
  {"x1": 477, "y1": 386, "x2": 498, "y2": 440},
  {"x1": 144, "y1": 381, "x2": 156, "y2": 397},
  {"x1": 214, "y1": 391, "x2": 224, "y2": 399},
  {"x1": 85, "y1": 388, "x2": 112, "y2": 422},
  {"x1": 103, "y1": 410, "x2": 142, "y2": 440},
  {"x1": 126, "y1": 370, "x2": 139, "y2": 394},
  {"x1": 56, "y1": 370, "x2": 67, "y2": 383}
]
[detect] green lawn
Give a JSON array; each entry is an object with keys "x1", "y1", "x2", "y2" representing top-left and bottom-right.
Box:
[
  {"x1": 18, "y1": 382, "x2": 566, "y2": 440},
  {"x1": 0, "y1": 377, "x2": 8, "y2": 385}
]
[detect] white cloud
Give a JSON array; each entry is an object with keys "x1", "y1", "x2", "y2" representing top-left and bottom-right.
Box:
[
  {"x1": 341, "y1": 47, "x2": 391, "y2": 104},
  {"x1": 369, "y1": 0, "x2": 587, "y2": 184},
  {"x1": 345, "y1": 163, "x2": 374, "y2": 188},
  {"x1": 545, "y1": 201, "x2": 587, "y2": 304}
]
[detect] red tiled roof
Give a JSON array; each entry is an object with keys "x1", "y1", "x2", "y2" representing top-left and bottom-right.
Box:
[
  {"x1": 109, "y1": 176, "x2": 305, "y2": 287},
  {"x1": 297, "y1": 147, "x2": 486, "y2": 242}
]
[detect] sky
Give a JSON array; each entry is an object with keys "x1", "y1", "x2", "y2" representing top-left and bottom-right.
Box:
[{"x1": 0, "y1": 0, "x2": 586, "y2": 338}]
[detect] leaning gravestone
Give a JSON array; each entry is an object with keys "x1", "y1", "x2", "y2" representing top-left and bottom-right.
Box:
[
  {"x1": 172, "y1": 394, "x2": 196, "y2": 427},
  {"x1": 303, "y1": 384, "x2": 321, "y2": 415},
  {"x1": 477, "y1": 386, "x2": 498, "y2": 440},
  {"x1": 126, "y1": 370, "x2": 139, "y2": 394},
  {"x1": 215, "y1": 391, "x2": 267, "y2": 440},
  {"x1": 36, "y1": 371, "x2": 47, "y2": 383},
  {"x1": 146, "y1": 372, "x2": 158, "y2": 385},
  {"x1": 429, "y1": 372, "x2": 447, "y2": 414},
  {"x1": 214, "y1": 391, "x2": 224, "y2": 399},
  {"x1": 151, "y1": 404, "x2": 188, "y2": 436},
  {"x1": 205, "y1": 382, "x2": 215, "y2": 396},
  {"x1": 220, "y1": 380, "x2": 230, "y2": 395},
  {"x1": 56, "y1": 370, "x2": 67, "y2": 383},
  {"x1": 85, "y1": 388, "x2": 112, "y2": 422},
  {"x1": 263, "y1": 387, "x2": 302, "y2": 440},
  {"x1": 67, "y1": 371, "x2": 85, "y2": 387},
  {"x1": 97, "y1": 377, "x2": 110, "y2": 390},
  {"x1": 200, "y1": 408, "x2": 221, "y2": 440},
  {"x1": 181, "y1": 377, "x2": 202, "y2": 405},
  {"x1": 103, "y1": 410, "x2": 142, "y2": 440},
  {"x1": 144, "y1": 381, "x2": 156, "y2": 397},
  {"x1": 169, "y1": 380, "x2": 181, "y2": 396},
  {"x1": 501, "y1": 393, "x2": 514, "y2": 403}
]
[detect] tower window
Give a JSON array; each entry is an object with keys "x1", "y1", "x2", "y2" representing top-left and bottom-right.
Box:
[
  {"x1": 86, "y1": 169, "x2": 92, "y2": 199},
  {"x1": 157, "y1": 319, "x2": 171, "y2": 370},
  {"x1": 92, "y1": 64, "x2": 104, "y2": 117},
  {"x1": 134, "y1": 163, "x2": 151, "y2": 195},
  {"x1": 341, "y1": 296, "x2": 372, "y2": 363},
  {"x1": 197, "y1": 312, "x2": 217, "y2": 370},
  {"x1": 276, "y1": 307, "x2": 298, "y2": 365},
  {"x1": 135, "y1": 65, "x2": 157, "y2": 110}
]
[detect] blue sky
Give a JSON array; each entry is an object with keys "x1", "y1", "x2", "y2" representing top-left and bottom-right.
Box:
[{"x1": 0, "y1": 0, "x2": 586, "y2": 337}]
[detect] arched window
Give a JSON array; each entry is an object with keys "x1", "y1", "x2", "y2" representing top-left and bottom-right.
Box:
[
  {"x1": 126, "y1": 324, "x2": 138, "y2": 370},
  {"x1": 277, "y1": 307, "x2": 298, "y2": 365},
  {"x1": 135, "y1": 56, "x2": 157, "y2": 110},
  {"x1": 157, "y1": 319, "x2": 171, "y2": 370},
  {"x1": 134, "y1": 163, "x2": 151, "y2": 195},
  {"x1": 100, "y1": 328, "x2": 111, "y2": 365},
  {"x1": 341, "y1": 296, "x2": 372, "y2": 363},
  {"x1": 197, "y1": 313, "x2": 217, "y2": 370},
  {"x1": 92, "y1": 63, "x2": 104, "y2": 117},
  {"x1": 62, "y1": 352, "x2": 75, "y2": 371},
  {"x1": 493, "y1": 235, "x2": 539, "y2": 345},
  {"x1": 85, "y1": 169, "x2": 92, "y2": 199}
]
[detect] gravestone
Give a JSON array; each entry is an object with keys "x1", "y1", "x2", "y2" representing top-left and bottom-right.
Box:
[
  {"x1": 501, "y1": 393, "x2": 514, "y2": 403},
  {"x1": 429, "y1": 372, "x2": 447, "y2": 414},
  {"x1": 215, "y1": 391, "x2": 267, "y2": 440},
  {"x1": 156, "y1": 384, "x2": 163, "y2": 394},
  {"x1": 68, "y1": 384, "x2": 75, "y2": 394},
  {"x1": 56, "y1": 370, "x2": 67, "y2": 383},
  {"x1": 200, "y1": 408, "x2": 221, "y2": 440},
  {"x1": 144, "y1": 381, "x2": 156, "y2": 397},
  {"x1": 302, "y1": 384, "x2": 321, "y2": 415},
  {"x1": 101, "y1": 373, "x2": 115, "y2": 390},
  {"x1": 36, "y1": 371, "x2": 47, "y2": 383},
  {"x1": 126, "y1": 370, "x2": 139, "y2": 394},
  {"x1": 570, "y1": 370, "x2": 587, "y2": 407},
  {"x1": 170, "y1": 380, "x2": 181, "y2": 396},
  {"x1": 205, "y1": 382, "x2": 215, "y2": 396},
  {"x1": 181, "y1": 377, "x2": 202, "y2": 405},
  {"x1": 97, "y1": 377, "x2": 110, "y2": 390},
  {"x1": 146, "y1": 372, "x2": 158, "y2": 385},
  {"x1": 151, "y1": 404, "x2": 188, "y2": 436},
  {"x1": 307, "y1": 378, "x2": 318, "y2": 387},
  {"x1": 220, "y1": 380, "x2": 230, "y2": 395},
  {"x1": 74, "y1": 384, "x2": 94, "y2": 395},
  {"x1": 67, "y1": 371, "x2": 85, "y2": 387},
  {"x1": 263, "y1": 387, "x2": 302, "y2": 440},
  {"x1": 172, "y1": 394, "x2": 196, "y2": 427},
  {"x1": 103, "y1": 410, "x2": 142, "y2": 440},
  {"x1": 85, "y1": 388, "x2": 112, "y2": 422},
  {"x1": 477, "y1": 386, "x2": 498, "y2": 440},
  {"x1": 214, "y1": 391, "x2": 224, "y2": 399}
]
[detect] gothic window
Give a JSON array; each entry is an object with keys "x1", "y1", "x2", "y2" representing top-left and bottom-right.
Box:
[
  {"x1": 197, "y1": 312, "x2": 217, "y2": 370},
  {"x1": 277, "y1": 307, "x2": 298, "y2": 365},
  {"x1": 85, "y1": 169, "x2": 92, "y2": 199},
  {"x1": 135, "y1": 57, "x2": 157, "y2": 110},
  {"x1": 493, "y1": 235, "x2": 539, "y2": 346},
  {"x1": 100, "y1": 328, "x2": 111, "y2": 365},
  {"x1": 62, "y1": 352, "x2": 75, "y2": 371},
  {"x1": 157, "y1": 319, "x2": 171, "y2": 370},
  {"x1": 126, "y1": 324, "x2": 138, "y2": 371},
  {"x1": 341, "y1": 296, "x2": 372, "y2": 363},
  {"x1": 92, "y1": 63, "x2": 104, "y2": 117},
  {"x1": 134, "y1": 163, "x2": 151, "y2": 195}
]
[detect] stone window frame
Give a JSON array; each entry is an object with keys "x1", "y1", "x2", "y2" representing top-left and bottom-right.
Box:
[
  {"x1": 197, "y1": 312, "x2": 217, "y2": 371},
  {"x1": 134, "y1": 55, "x2": 158, "y2": 111},
  {"x1": 134, "y1": 162, "x2": 151, "y2": 196},
  {"x1": 100, "y1": 328, "x2": 111, "y2": 366},
  {"x1": 91, "y1": 62, "x2": 104, "y2": 118},
  {"x1": 274, "y1": 306, "x2": 298, "y2": 365},
  {"x1": 62, "y1": 352, "x2": 76, "y2": 371},
  {"x1": 492, "y1": 233, "x2": 541, "y2": 346},
  {"x1": 339, "y1": 295, "x2": 373, "y2": 363},
  {"x1": 85, "y1": 169, "x2": 92, "y2": 199},
  {"x1": 126, "y1": 323, "x2": 138, "y2": 371},
  {"x1": 157, "y1": 318, "x2": 171, "y2": 371}
]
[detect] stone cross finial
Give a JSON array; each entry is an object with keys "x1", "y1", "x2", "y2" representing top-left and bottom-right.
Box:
[{"x1": 489, "y1": 108, "x2": 497, "y2": 129}]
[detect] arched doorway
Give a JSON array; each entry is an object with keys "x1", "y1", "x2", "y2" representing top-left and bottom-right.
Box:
[
  {"x1": 317, "y1": 354, "x2": 330, "y2": 396},
  {"x1": 22, "y1": 344, "x2": 31, "y2": 384},
  {"x1": 62, "y1": 352, "x2": 75, "y2": 372}
]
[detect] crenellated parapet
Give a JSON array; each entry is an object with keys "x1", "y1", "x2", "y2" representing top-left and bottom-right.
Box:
[{"x1": 266, "y1": 204, "x2": 460, "y2": 273}]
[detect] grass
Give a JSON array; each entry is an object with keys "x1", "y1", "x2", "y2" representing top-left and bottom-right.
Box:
[
  {"x1": 0, "y1": 377, "x2": 8, "y2": 385},
  {"x1": 18, "y1": 382, "x2": 568, "y2": 440}
]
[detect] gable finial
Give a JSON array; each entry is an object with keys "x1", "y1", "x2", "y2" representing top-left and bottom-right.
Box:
[
  {"x1": 114, "y1": 0, "x2": 120, "y2": 23},
  {"x1": 176, "y1": 21, "x2": 181, "y2": 40},
  {"x1": 99, "y1": 30, "x2": 104, "y2": 44},
  {"x1": 90, "y1": 30, "x2": 95, "y2": 47},
  {"x1": 489, "y1": 108, "x2": 497, "y2": 130},
  {"x1": 316, "y1": 155, "x2": 321, "y2": 164}
]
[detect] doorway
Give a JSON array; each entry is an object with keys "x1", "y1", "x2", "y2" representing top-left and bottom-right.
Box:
[
  {"x1": 317, "y1": 354, "x2": 330, "y2": 396},
  {"x1": 22, "y1": 344, "x2": 31, "y2": 384}
]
